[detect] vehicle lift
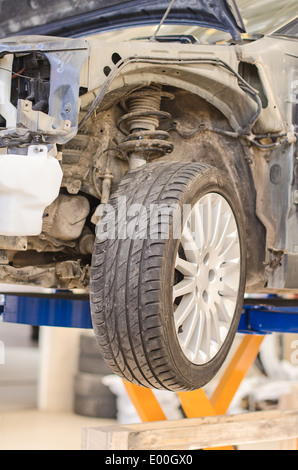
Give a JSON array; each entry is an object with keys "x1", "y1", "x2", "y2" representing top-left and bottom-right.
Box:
[{"x1": 1, "y1": 293, "x2": 298, "y2": 449}]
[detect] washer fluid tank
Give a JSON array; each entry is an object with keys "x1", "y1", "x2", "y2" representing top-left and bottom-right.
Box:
[{"x1": 0, "y1": 145, "x2": 63, "y2": 236}]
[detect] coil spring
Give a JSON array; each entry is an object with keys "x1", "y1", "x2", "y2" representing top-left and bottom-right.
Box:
[{"x1": 117, "y1": 84, "x2": 174, "y2": 161}]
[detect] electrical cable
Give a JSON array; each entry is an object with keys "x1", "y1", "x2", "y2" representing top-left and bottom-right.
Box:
[
  {"x1": 167, "y1": 122, "x2": 290, "y2": 149},
  {"x1": 1, "y1": 52, "x2": 294, "y2": 150},
  {"x1": 78, "y1": 55, "x2": 262, "y2": 130},
  {"x1": 78, "y1": 54, "x2": 295, "y2": 150},
  {"x1": 0, "y1": 66, "x2": 47, "y2": 82}
]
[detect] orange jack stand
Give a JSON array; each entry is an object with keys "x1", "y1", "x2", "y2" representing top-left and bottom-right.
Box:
[{"x1": 123, "y1": 334, "x2": 265, "y2": 449}]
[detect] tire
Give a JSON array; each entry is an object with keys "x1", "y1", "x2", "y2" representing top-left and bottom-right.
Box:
[
  {"x1": 80, "y1": 332, "x2": 102, "y2": 356},
  {"x1": 90, "y1": 161, "x2": 247, "y2": 391},
  {"x1": 78, "y1": 354, "x2": 113, "y2": 375},
  {"x1": 74, "y1": 396, "x2": 116, "y2": 419},
  {"x1": 78, "y1": 333, "x2": 113, "y2": 375},
  {"x1": 74, "y1": 372, "x2": 115, "y2": 397},
  {"x1": 73, "y1": 372, "x2": 117, "y2": 419}
]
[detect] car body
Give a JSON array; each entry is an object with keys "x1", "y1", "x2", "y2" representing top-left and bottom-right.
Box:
[{"x1": 0, "y1": 0, "x2": 297, "y2": 390}]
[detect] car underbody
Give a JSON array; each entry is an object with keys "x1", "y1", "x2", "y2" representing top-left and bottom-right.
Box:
[
  {"x1": 0, "y1": 0, "x2": 297, "y2": 391},
  {"x1": 0, "y1": 32, "x2": 297, "y2": 294}
]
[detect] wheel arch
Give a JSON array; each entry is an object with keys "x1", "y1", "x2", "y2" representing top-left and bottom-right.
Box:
[
  {"x1": 83, "y1": 47, "x2": 257, "y2": 134},
  {"x1": 84, "y1": 75, "x2": 267, "y2": 292}
]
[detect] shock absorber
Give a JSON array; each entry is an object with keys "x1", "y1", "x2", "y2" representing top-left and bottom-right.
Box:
[{"x1": 117, "y1": 84, "x2": 174, "y2": 170}]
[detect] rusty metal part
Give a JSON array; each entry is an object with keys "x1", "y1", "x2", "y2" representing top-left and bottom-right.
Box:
[
  {"x1": 42, "y1": 194, "x2": 90, "y2": 241},
  {"x1": 117, "y1": 85, "x2": 174, "y2": 168},
  {"x1": 78, "y1": 229, "x2": 95, "y2": 255},
  {"x1": 0, "y1": 260, "x2": 90, "y2": 289},
  {"x1": 0, "y1": 235, "x2": 27, "y2": 251},
  {"x1": 91, "y1": 153, "x2": 114, "y2": 225}
]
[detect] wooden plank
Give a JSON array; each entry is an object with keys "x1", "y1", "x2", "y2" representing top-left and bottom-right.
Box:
[
  {"x1": 279, "y1": 385, "x2": 298, "y2": 450},
  {"x1": 177, "y1": 389, "x2": 234, "y2": 450},
  {"x1": 82, "y1": 410, "x2": 298, "y2": 450}
]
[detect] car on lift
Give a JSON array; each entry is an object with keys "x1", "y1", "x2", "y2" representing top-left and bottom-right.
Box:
[{"x1": 0, "y1": 0, "x2": 297, "y2": 391}]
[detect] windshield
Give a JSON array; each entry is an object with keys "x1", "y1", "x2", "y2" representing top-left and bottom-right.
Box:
[
  {"x1": 86, "y1": 0, "x2": 297, "y2": 44},
  {"x1": 237, "y1": 0, "x2": 297, "y2": 35}
]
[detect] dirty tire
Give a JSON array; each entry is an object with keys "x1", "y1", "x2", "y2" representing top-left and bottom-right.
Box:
[{"x1": 90, "y1": 161, "x2": 246, "y2": 391}]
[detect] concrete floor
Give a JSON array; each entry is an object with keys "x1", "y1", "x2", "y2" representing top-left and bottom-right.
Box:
[
  {"x1": 0, "y1": 320, "x2": 117, "y2": 450},
  {"x1": 0, "y1": 409, "x2": 116, "y2": 450}
]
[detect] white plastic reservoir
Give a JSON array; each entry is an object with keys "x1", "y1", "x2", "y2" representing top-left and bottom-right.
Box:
[{"x1": 0, "y1": 145, "x2": 63, "y2": 236}]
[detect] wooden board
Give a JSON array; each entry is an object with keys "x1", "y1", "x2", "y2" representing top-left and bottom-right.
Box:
[{"x1": 82, "y1": 409, "x2": 298, "y2": 450}]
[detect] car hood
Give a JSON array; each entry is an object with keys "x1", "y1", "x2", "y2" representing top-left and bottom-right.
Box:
[{"x1": 0, "y1": 0, "x2": 246, "y2": 41}]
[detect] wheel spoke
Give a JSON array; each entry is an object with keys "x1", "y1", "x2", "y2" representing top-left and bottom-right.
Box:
[
  {"x1": 192, "y1": 203, "x2": 205, "y2": 250},
  {"x1": 218, "y1": 232, "x2": 238, "y2": 260},
  {"x1": 191, "y1": 309, "x2": 212, "y2": 363},
  {"x1": 181, "y1": 225, "x2": 199, "y2": 263},
  {"x1": 175, "y1": 254, "x2": 197, "y2": 277},
  {"x1": 203, "y1": 309, "x2": 212, "y2": 361},
  {"x1": 210, "y1": 307, "x2": 221, "y2": 346},
  {"x1": 205, "y1": 194, "x2": 213, "y2": 248},
  {"x1": 194, "y1": 309, "x2": 205, "y2": 362},
  {"x1": 183, "y1": 305, "x2": 199, "y2": 349},
  {"x1": 173, "y1": 278, "x2": 196, "y2": 300},
  {"x1": 218, "y1": 283, "x2": 238, "y2": 301},
  {"x1": 215, "y1": 299, "x2": 232, "y2": 324},
  {"x1": 210, "y1": 198, "x2": 222, "y2": 248},
  {"x1": 174, "y1": 293, "x2": 196, "y2": 329},
  {"x1": 215, "y1": 211, "x2": 232, "y2": 253},
  {"x1": 219, "y1": 259, "x2": 240, "y2": 277}
]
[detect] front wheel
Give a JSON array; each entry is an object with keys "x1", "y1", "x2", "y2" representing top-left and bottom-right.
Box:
[{"x1": 90, "y1": 162, "x2": 247, "y2": 391}]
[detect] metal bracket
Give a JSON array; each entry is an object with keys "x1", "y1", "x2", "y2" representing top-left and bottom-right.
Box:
[{"x1": 17, "y1": 99, "x2": 71, "y2": 136}]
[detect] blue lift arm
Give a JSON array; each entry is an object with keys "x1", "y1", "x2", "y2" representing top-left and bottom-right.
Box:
[{"x1": 1, "y1": 294, "x2": 298, "y2": 335}]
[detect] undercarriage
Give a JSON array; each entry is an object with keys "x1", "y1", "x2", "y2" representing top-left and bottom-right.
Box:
[{"x1": 0, "y1": 32, "x2": 296, "y2": 293}]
